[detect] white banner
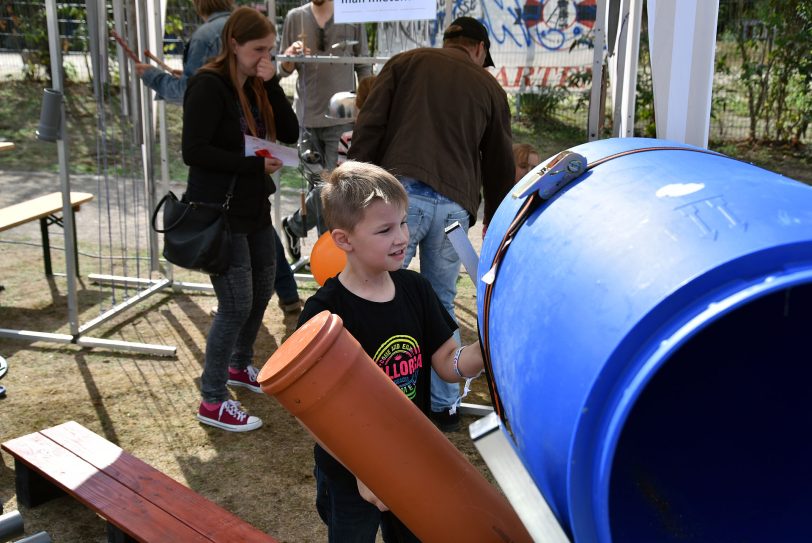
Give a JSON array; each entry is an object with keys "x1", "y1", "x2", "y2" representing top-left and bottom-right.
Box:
[
  {"x1": 375, "y1": 0, "x2": 598, "y2": 92},
  {"x1": 335, "y1": 0, "x2": 436, "y2": 23}
]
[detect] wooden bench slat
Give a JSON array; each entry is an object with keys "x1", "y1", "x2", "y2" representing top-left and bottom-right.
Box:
[
  {"x1": 40, "y1": 422, "x2": 276, "y2": 543},
  {"x1": 0, "y1": 192, "x2": 94, "y2": 232},
  {"x1": 1, "y1": 432, "x2": 211, "y2": 543}
]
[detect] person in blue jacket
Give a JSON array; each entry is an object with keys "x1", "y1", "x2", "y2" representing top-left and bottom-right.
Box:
[{"x1": 134, "y1": 0, "x2": 233, "y2": 103}]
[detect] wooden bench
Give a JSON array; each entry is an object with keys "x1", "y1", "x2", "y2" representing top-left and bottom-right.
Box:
[
  {"x1": 0, "y1": 192, "x2": 93, "y2": 276},
  {"x1": 1, "y1": 421, "x2": 278, "y2": 543}
]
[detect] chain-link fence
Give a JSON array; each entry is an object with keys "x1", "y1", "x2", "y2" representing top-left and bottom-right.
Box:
[{"x1": 1, "y1": 0, "x2": 808, "y2": 143}]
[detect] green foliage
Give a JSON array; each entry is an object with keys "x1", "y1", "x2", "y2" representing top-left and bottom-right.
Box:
[
  {"x1": 559, "y1": 21, "x2": 657, "y2": 137},
  {"x1": 163, "y1": 14, "x2": 186, "y2": 54},
  {"x1": 365, "y1": 22, "x2": 377, "y2": 54},
  {"x1": 634, "y1": 36, "x2": 656, "y2": 138},
  {"x1": 564, "y1": 68, "x2": 592, "y2": 114},
  {"x1": 512, "y1": 112, "x2": 584, "y2": 161},
  {"x1": 8, "y1": 1, "x2": 90, "y2": 84},
  {"x1": 729, "y1": 0, "x2": 812, "y2": 142},
  {"x1": 517, "y1": 87, "x2": 568, "y2": 125},
  {"x1": 17, "y1": 6, "x2": 50, "y2": 82}
]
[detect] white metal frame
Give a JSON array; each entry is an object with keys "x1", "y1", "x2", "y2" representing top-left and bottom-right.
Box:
[{"x1": 0, "y1": 0, "x2": 176, "y2": 356}]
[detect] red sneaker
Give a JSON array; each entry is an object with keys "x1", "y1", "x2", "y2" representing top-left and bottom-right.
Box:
[
  {"x1": 197, "y1": 400, "x2": 262, "y2": 432},
  {"x1": 227, "y1": 365, "x2": 262, "y2": 393}
]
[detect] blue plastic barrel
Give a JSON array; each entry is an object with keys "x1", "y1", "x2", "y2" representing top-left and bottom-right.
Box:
[{"x1": 477, "y1": 138, "x2": 812, "y2": 542}]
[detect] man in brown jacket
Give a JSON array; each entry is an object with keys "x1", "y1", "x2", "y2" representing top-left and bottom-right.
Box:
[{"x1": 348, "y1": 16, "x2": 514, "y2": 431}]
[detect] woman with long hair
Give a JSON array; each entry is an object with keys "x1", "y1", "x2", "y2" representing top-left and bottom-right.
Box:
[{"x1": 183, "y1": 7, "x2": 298, "y2": 432}]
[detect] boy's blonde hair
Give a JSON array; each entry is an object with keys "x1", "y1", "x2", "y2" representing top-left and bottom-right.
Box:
[{"x1": 321, "y1": 161, "x2": 408, "y2": 232}]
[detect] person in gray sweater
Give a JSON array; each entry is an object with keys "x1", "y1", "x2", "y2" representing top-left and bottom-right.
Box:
[{"x1": 277, "y1": 0, "x2": 371, "y2": 260}]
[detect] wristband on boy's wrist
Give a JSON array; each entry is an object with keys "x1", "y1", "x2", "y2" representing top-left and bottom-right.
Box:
[{"x1": 453, "y1": 345, "x2": 471, "y2": 379}]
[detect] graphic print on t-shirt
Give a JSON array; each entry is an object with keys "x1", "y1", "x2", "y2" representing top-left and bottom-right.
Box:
[{"x1": 373, "y1": 335, "x2": 422, "y2": 400}]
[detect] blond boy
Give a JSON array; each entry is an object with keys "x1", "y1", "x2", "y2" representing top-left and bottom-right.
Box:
[{"x1": 297, "y1": 161, "x2": 484, "y2": 542}]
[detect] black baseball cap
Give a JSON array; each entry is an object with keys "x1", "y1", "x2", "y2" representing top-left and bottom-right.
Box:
[{"x1": 443, "y1": 16, "x2": 494, "y2": 67}]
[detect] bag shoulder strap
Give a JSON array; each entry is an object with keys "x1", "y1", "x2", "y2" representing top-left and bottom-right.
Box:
[
  {"x1": 151, "y1": 192, "x2": 185, "y2": 233},
  {"x1": 152, "y1": 174, "x2": 238, "y2": 233},
  {"x1": 223, "y1": 174, "x2": 238, "y2": 210}
]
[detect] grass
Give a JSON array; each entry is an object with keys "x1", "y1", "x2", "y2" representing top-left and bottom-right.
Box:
[
  {"x1": 0, "y1": 79, "x2": 305, "y2": 190},
  {"x1": 3, "y1": 78, "x2": 809, "y2": 186}
]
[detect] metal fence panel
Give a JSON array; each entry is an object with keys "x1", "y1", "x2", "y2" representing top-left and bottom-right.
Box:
[{"x1": 1, "y1": 0, "x2": 807, "y2": 144}]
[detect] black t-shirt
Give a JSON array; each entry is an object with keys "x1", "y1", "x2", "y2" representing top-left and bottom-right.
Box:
[{"x1": 297, "y1": 269, "x2": 456, "y2": 479}]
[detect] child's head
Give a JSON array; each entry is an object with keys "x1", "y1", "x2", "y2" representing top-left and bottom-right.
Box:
[
  {"x1": 513, "y1": 143, "x2": 540, "y2": 183},
  {"x1": 321, "y1": 161, "x2": 408, "y2": 233}
]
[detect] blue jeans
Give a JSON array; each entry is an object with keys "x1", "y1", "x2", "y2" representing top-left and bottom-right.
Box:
[
  {"x1": 287, "y1": 123, "x2": 353, "y2": 238},
  {"x1": 314, "y1": 465, "x2": 419, "y2": 543},
  {"x1": 400, "y1": 177, "x2": 468, "y2": 412},
  {"x1": 201, "y1": 224, "x2": 275, "y2": 403},
  {"x1": 272, "y1": 227, "x2": 299, "y2": 303}
]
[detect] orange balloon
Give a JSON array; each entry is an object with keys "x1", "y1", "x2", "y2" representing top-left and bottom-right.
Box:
[{"x1": 310, "y1": 231, "x2": 347, "y2": 285}]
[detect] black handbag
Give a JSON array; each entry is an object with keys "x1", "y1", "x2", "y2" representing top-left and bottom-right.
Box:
[{"x1": 150, "y1": 176, "x2": 236, "y2": 275}]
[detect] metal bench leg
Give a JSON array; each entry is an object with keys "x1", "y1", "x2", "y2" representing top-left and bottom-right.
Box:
[
  {"x1": 39, "y1": 218, "x2": 52, "y2": 276},
  {"x1": 71, "y1": 208, "x2": 80, "y2": 276}
]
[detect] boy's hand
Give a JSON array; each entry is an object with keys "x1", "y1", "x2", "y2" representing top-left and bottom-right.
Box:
[{"x1": 357, "y1": 478, "x2": 388, "y2": 511}]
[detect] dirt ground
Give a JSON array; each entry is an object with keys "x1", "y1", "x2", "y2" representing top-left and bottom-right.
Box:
[{"x1": 0, "y1": 170, "x2": 494, "y2": 542}]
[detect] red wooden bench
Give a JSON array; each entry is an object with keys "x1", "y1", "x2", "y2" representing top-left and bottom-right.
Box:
[{"x1": 1, "y1": 421, "x2": 277, "y2": 543}]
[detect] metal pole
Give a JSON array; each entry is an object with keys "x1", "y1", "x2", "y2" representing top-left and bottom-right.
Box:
[
  {"x1": 266, "y1": 0, "x2": 277, "y2": 25},
  {"x1": 275, "y1": 55, "x2": 390, "y2": 64},
  {"x1": 470, "y1": 413, "x2": 571, "y2": 542},
  {"x1": 136, "y1": 0, "x2": 159, "y2": 271},
  {"x1": 611, "y1": 0, "x2": 629, "y2": 137},
  {"x1": 45, "y1": 0, "x2": 80, "y2": 337},
  {"x1": 618, "y1": 0, "x2": 643, "y2": 137},
  {"x1": 154, "y1": 0, "x2": 171, "y2": 276},
  {"x1": 587, "y1": 0, "x2": 609, "y2": 141},
  {"x1": 78, "y1": 278, "x2": 171, "y2": 335}
]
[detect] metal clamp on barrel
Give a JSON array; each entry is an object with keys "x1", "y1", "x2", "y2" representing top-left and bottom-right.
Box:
[{"x1": 512, "y1": 150, "x2": 587, "y2": 200}]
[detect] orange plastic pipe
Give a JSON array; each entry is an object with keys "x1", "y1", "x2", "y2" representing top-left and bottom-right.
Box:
[{"x1": 258, "y1": 311, "x2": 532, "y2": 543}]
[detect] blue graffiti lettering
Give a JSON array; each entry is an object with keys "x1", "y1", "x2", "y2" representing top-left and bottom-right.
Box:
[{"x1": 378, "y1": 0, "x2": 593, "y2": 54}]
